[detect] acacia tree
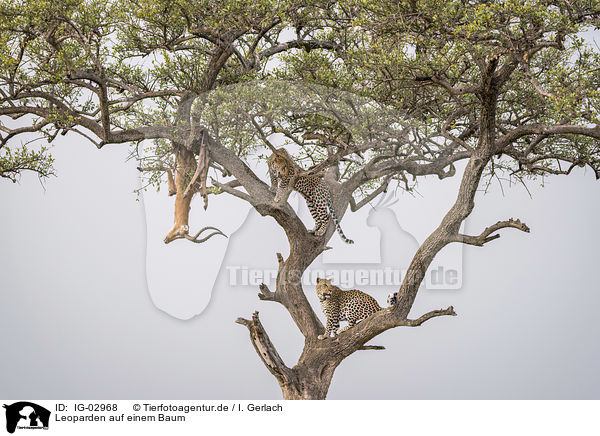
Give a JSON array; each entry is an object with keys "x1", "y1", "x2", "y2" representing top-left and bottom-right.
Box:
[
  {"x1": 0, "y1": 0, "x2": 339, "y2": 238},
  {"x1": 2, "y1": 0, "x2": 600, "y2": 399}
]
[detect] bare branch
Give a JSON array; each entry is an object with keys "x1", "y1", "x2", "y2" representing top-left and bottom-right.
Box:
[
  {"x1": 249, "y1": 116, "x2": 278, "y2": 152},
  {"x1": 358, "y1": 345, "x2": 386, "y2": 350},
  {"x1": 402, "y1": 306, "x2": 457, "y2": 326},
  {"x1": 450, "y1": 218, "x2": 531, "y2": 247},
  {"x1": 496, "y1": 124, "x2": 600, "y2": 150},
  {"x1": 257, "y1": 251, "x2": 288, "y2": 303},
  {"x1": 236, "y1": 312, "x2": 301, "y2": 393},
  {"x1": 211, "y1": 178, "x2": 253, "y2": 202},
  {"x1": 521, "y1": 64, "x2": 555, "y2": 99},
  {"x1": 276, "y1": 252, "x2": 284, "y2": 266},
  {"x1": 259, "y1": 39, "x2": 340, "y2": 58},
  {"x1": 426, "y1": 75, "x2": 480, "y2": 96},
  {"x1": 258, "y1": 283, "x2": 277, "y2": 301},
  {"x1": 349, "y1": 176, "x2": 391, "y2": 212},
  {"x1": 322, "y1": 305, "x2": 456, "y2": 363},
  {"x1": 343, "y1": 150, "x2": 470, "y2": 197}
]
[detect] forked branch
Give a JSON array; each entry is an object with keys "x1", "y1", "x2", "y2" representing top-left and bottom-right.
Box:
[
  {"x1": 450, "y1": 218, "x2": 531, "y2": 246},
  {"x1": 258, "y1": 283, "x2": 277, "y2": 301},
  {"x1": 401, "y1": 306, "x2": 457, "y2": 326},
  {"x1": 210, "y1": 178, "x2": 253, "y2": 202}
]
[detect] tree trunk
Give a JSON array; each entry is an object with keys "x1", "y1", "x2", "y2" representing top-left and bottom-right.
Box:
[
  {"x1": 281, "y1": 376, "x2": 331, "y2": 400},
  {"x1": 236, "y1": 294, "x2": 337, "y2": 400}
]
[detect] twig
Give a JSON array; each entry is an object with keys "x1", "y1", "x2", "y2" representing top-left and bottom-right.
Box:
[
  {"x1": 349, "y1": 176, "x2": 391, "y2": 211},
  {"x1": 450, "y1": 218, "x2": 530, "y2": 246},
  {"x1": 402, "y1": 306, "x2": 457, "y2": 326},
  {"x1": 258, "y1": 283, "x2": 277, "y2": 301},
  {"x1": 211, "y1": 178, "x2": 253, "y2": 202},
  {"x1": 358, "y1": 345, "x2": 386, "y2": 350}
]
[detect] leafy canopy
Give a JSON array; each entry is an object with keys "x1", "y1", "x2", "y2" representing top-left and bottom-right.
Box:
[{"x1": 1, "y1": 0, "x2": 600, "y2": 187}]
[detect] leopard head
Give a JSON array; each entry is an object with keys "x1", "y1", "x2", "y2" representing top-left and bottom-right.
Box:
[
  {"x1": 267, "y1": 148, "x2": 294, "y2": 178},
  {"x1": 316, "y1": 277, "x2": 334, "y2": 302}
]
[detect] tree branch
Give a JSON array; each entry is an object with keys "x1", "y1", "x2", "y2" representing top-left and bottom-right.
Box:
[
  {"x1": 210, "y1": 178, "x2": 253, "y2": 202},
  {"x1": 208, "y1": 141, "x2": 309, "y2": 238},
  {"x1": 358, "y1": 345, "x2": 386, "y2": 350},
  {"x1": 236, "y1": 311, "x2": 300, "y2": 393},
  {"x1": 401, "y1": 306, "x2": 457, "y2": 326},
  {"x1": 259, "y1": 39, "x2": 340, "y2": 58},
  {"x1": 320, "y1": 305, "x2": 456, "y2": 363},
  {"x1": 257, "y1": 253, "x2": 284, "y2": 302},
  {"x1": 342, "y1": 150, "x2": 470, "y2": 197},
  {"x1": 450, "y1": 218, "x2": 531, "y2": 247},
  {"x1": 349, "y1": 176, "x2": 391, "y2": 212},
  {"x1": 258, "y1": 283, "x2": 277, "y2": 301},
  {"x1": 496, "y1": 124, "x2": 600, "y2": 150}
]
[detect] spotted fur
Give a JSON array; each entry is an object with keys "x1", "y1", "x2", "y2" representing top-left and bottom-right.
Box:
[
  {"x1": 387, "y1": 292, "x2": 398, "y2": 306},
  {"x1": 268, "y1": 149, "x2": 353, "y2": 244},
  {"x1": 316, "y1": 278, "x2": 382, "y2": 339}
]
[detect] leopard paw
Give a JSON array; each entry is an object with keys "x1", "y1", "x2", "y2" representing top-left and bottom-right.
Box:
[
  {"x1": 314, "y1": 226, "x2": 327, "y2": 236},
  {"x1": 317, "y1": 334, "x2": 327, "y2": 340}
]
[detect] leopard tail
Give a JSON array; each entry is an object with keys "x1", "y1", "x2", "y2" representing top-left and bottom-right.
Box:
[{"x1": 326, "y1": 194, "x2": 354, "y2": 244}]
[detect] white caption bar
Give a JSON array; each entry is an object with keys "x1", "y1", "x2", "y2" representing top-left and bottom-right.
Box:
[{"x1": 1, "y1": 400, "x2": 597, "y2": 436}]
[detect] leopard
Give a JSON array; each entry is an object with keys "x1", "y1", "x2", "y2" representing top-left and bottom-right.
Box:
[
  {"x1": 267, "y1": 148, "x2": 353, "y2": 244},
  {"x1": 316, "y1": 277, "x2": 382, "y2": 339},
  {"x1": 387, "y1": 292, "x2": 398, "y2": 306}
]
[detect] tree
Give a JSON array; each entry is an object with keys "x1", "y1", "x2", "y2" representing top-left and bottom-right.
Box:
[
  {"x1": 1, "y1": 0, "x2": 600, "y2": 399},
  {"x1": 0, "y1": 0, "x2": 339, "y2": 237}
]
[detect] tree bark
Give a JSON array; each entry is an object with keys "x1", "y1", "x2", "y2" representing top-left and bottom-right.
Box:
[
  {"x1": 237, "y1": 312, "x2": 335, "y2": 400},
  {"x1": 280, "y1": 371, "x2": 332, "y2": 400}
]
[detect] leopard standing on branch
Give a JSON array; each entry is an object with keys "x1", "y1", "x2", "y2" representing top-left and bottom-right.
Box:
[
  {"x1": 316, "y1": 278, "x2": 383, "y2": 339},
  {"x1": 267, "y1": 148, "x2": 354, "y2": 244}
]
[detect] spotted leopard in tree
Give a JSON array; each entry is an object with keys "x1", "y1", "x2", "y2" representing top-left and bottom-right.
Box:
[
  {"x1": 267, "y1": 148, "x2": 353, "y2": 244},
  {"x1": 387, "y1": 292, "x2": 398, "y2": 306},
  {"x1": 316, "y1": 278, "x2": 382, "y2": 339}
]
